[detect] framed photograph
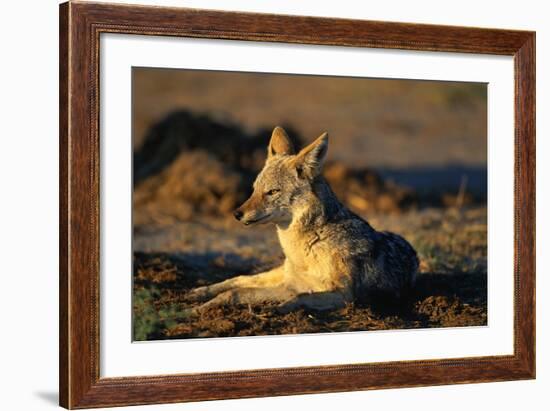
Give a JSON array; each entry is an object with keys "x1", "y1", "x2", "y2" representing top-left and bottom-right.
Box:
[{"x1": 59, "y1": 1, "x2": 535, "y2": 408}]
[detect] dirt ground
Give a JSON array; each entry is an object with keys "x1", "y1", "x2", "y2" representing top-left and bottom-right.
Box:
[
  {"x1": 133, "y1": 206, "x2": 487, "y2": 341},
  {"x1": 131, "y1": 69, "x2": 487, "y2": 341}
]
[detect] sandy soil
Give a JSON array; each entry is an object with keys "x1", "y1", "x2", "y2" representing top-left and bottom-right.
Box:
[
  {"x1": 131, "y1": 69, "x2": 488, "y2": 341},
  {"x1": 133, "y1": 207, "x2": 487, "y2": 340}
]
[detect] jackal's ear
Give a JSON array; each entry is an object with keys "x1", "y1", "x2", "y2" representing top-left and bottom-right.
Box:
[
  {"x1": 294, "y1": 132, "x2": 329, "y2": 178},
  {"x1": 268, "y1": 126, "x2": 295, "y2": 158}
]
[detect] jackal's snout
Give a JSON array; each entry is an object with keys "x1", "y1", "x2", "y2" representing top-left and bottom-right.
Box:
[
  {"x1": 233, "y1": 196, "x2": 252, "y2": 222},
  {"x1": 233, "y1": 191, "x2": 270, "y2": 225},
  {"x1": 233, "y1": 209, "x2": 244, "y2": 221}
]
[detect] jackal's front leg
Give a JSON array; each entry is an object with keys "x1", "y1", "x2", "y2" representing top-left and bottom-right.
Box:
[
  {"x1": 187, "y1": 265, "x2": 285, "y2": 302},
  {"x1": 184, "y1": 285, "x2": 295, "y2": 317}
]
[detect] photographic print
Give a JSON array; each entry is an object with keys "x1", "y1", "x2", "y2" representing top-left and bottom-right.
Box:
[
  {"x1": 132, "y1": 68, "x2": 488, "y2": 341},
  {"x1": 60, "y1": 5, "x2": 535, "y2": 406}
]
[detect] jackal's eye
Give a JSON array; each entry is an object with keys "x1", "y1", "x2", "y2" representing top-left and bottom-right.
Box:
[{"x1": 265, "y1": 189, "x2": 281, "y2": 196}]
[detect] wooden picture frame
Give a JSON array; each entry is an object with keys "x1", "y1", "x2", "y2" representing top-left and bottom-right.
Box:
[{"x1": 59, "y1": 1, "x2": 535, "y2": 408}]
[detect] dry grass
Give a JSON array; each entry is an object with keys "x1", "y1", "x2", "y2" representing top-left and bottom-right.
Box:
[
  {"x1": 133, "y1": 207, "x2": 487, "y2": 341},
  {"x1": 131, "y1": 68, "x2": 488, "y2": 341}
]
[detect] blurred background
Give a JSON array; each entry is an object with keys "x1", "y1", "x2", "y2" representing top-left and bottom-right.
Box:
[
  {"x1": 132, "y1": 67, "x2": 488, "y2": 340},
  {"x1": 133, "y1": 68, "x2": 486, "y2": 223}
]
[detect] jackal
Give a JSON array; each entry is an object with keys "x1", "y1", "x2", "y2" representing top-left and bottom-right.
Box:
[{"x1": 187, "y1": 127, "x2": 418, "y2": 313}]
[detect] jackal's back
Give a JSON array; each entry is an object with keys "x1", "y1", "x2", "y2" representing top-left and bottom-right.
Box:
[{"x1": 316, "y1": 208, "x2": 419, "y2": 298}]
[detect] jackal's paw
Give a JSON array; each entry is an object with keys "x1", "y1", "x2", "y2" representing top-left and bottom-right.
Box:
[{"x1": 186, "y1": 286, "x2": 213, "y2": 302}]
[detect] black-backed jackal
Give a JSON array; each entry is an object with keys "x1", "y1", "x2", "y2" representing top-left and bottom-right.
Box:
[{"x1": 187, "y1": 127, "x2": 418, "y2": 313}]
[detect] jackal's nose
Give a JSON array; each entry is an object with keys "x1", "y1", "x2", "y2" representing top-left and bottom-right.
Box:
[{"x1": 233, "y1": 210, "x2": 244, "y2": 221}]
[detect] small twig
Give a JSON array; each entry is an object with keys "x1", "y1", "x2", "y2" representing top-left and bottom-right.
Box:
[{"x1": 456, "y1": 174, "x2": 468, "y2": 209}]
